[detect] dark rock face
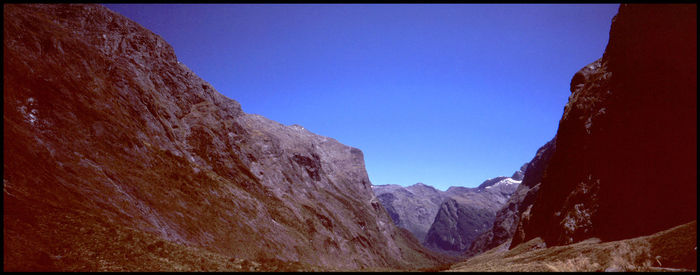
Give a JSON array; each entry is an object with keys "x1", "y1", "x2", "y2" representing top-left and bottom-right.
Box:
[
  {"x1": 422, "y1": 174, "x2": 523, "y2": 254},
  {"x1": 3, "y1": 4, "x2": 444, "y2": 271},
  {"x1": 373, "y1": 183, "x2": 447, "y2": 242},
  {"x1": 465, "y1": 138, "x2": 556, "y2": 257},
  {"x1": 510, "y1": 4, "x2": 696, "y2": 248}
]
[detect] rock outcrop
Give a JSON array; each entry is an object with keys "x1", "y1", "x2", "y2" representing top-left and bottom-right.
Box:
[
  {"x1": 510, "y1": 4, "x2": 696, "y2": 248},
  {"x1": 422, "y1": 168, "x2": 524, "y2": 254},
  {"x1": 3, "y1": 4, "x2": 444, "y2": 271}
]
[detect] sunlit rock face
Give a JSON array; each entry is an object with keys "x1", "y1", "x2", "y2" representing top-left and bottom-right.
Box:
[
  {"x1": 510, "y1": 4, "x2": 696, "y2": 248},
  {"x1": 421, "y1": 169, "x2": 524, "y2": 255},
  {"x1": 3, "y1": 4, "x2": 444, "y2": 271}
]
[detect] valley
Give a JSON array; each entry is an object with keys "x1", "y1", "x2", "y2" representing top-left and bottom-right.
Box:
[{"x1": 3, "y1": 3, "x2": 696, "y2": 272}]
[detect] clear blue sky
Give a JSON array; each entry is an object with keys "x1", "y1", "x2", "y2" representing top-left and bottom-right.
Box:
[{"x1": 104, "y1": 4, "x2": 619, "y2": 190}]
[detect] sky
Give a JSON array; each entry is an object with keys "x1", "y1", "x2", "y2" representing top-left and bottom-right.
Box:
[{"x1": 104, "y1": 4, "x2": 619, "y2": 190}]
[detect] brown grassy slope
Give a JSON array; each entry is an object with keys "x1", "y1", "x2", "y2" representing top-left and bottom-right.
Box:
[
  {"x1": 3, "y1": 191, "x2": 331, "y2": 272},
  {"x1": 448, "y1": 220, "x2": 697, "y2": 272}
]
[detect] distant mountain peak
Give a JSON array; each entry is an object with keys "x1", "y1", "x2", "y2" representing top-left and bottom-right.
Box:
[
  {"x1": 476, "y1": 176, "x2": 509, "y2": 189},
  {"x1": 483, "y1": 178, "x2": 521, "y2": 189},
  {"x1": 510, "y1": 162, "x2": 529, "y2": 181},
  {"x1": 408, "y1": 182, "x2": 439, "y2": 192}
]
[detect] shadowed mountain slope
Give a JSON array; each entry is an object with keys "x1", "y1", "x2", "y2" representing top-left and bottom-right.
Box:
[
  {"x1": 459, "y1": 4, "x2": 696, "y2": 268},
  {"x1": 465, "y1": 137, "x2": 555, "y2": 257},
  {"x1": 511, "y1": 3, "x2": 696, "y2": 248}
]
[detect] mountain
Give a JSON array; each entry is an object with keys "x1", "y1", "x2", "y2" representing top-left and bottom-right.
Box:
[
  {"x1": 510, "y1": 3, "x2": 696, "y2": 248},
  {"x1": 459, "y1": 4, "x2": 696, "y2": 270},
  {"x1": 3, "y1": 4, "x2": 445, "y2": 271},
  {"x1": 465, "y1": 137, "x2": 556, "y2": 257},
  {"x1": 421, "y1": 167, "x2": 525, "y2": 254},
  {"x1": 372, "y1": 165, "x2": 526, "y2": 255},
  {"x1": 372, "y1": 183, "x2": 446, "y2": 242}
]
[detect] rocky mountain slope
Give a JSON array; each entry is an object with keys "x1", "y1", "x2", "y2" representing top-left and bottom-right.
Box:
[
  {"x1": 465, "y1": 137, "x2": 556, "y2": 257},
  {"x1": 510, "y1": 3, "x2": 696, "y2": 248},
  {"x1": 421, "y1": 167, "x2": 525, "y2": 254},
  {"x1": 372, "y1": 183, "x2": 447, "y2": 242},
  {"x1": 461, "y1": 3, "x2": 696, "y2": 265},
  {"x1": 3, "y1": 4, "x2": 445, "y2": 271}
]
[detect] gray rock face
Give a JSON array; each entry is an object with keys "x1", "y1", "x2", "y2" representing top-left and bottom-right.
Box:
[
  {"x1": 422, "y1": 171, "x2": 524, "y2": 254},
  {"x1": 3, "y1": 4, "x2": 444, "y2": 271},
  {"x1": 465, "y1": 138, "x2": 556, "y2": 257},
  {"x1": 373, "y1": 183, "x2": 447, "y2": 241}
]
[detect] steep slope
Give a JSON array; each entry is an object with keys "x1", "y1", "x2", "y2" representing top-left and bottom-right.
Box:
[
  {"x1": 3, "y1": 4, "x2": 443, "y2": 271},
  {"x1": 511, "y1": 4, "x2": 696, "y2": 248},
  {"x1": 372, "y1": 183, "x2": 446, "y2": 241},
  {"x1": 466, "y1": 137, "x2": 556, "y2": 257},
  {"x1": 422, "y1": 169, "x2": 524, "y2": 254}
]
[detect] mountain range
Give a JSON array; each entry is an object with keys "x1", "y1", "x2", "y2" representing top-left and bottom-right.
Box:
[
  {"x1": 3, "y1": 3, "x2": 696, "y2": 272},
  {"x1": 373, "y1": 164, "x2": 526, "y2": 254}
]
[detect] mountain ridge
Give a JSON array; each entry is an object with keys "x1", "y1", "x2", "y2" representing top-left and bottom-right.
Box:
[
  {"x1": 460, "y1": 4, "x2": 696, "y2": 270},
  {"x1": 3, "y1": 4, "x2": 444, "y2": 271},
  {"x1": 511, "y1": 3, "x2": 696, "y2": 248},
  {"x1": 373, "y1": 164, "x2": 526, "y2": 255}
]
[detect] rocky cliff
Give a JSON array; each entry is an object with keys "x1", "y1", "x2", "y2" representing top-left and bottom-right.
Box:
[
  {"x1": 510, "y1": 4, "x2": 696, "y2": 248},
  {"x1": 3, "y1": 4, "x2": 444, "y2": 271},
  {"x1": 422, "y1": 169, "x2": 524, "y2": 254}
]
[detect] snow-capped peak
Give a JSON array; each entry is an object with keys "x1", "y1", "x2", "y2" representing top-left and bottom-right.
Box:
[{"x1": 485, "y1": 178, "x2": 521, "y2": 189}]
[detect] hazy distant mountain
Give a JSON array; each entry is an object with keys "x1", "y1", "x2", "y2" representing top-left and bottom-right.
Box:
[
  {"x1": 372, "y1": 164, "x2": 525, "y2": 255},
  {"x1": 3, "y1": 4, "x2": 445, "y2": 271},
  {"x1": 372, "y1": 183, "x2": 447, "y2": 242},
  {"x1": 422, "y1": 171, "x2": 524, "y2": 254}
]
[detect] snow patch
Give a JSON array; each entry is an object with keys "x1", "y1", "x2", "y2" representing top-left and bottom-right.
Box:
[{"x1": 486, "y1": 178, "x2": 521, "y2": 189}]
